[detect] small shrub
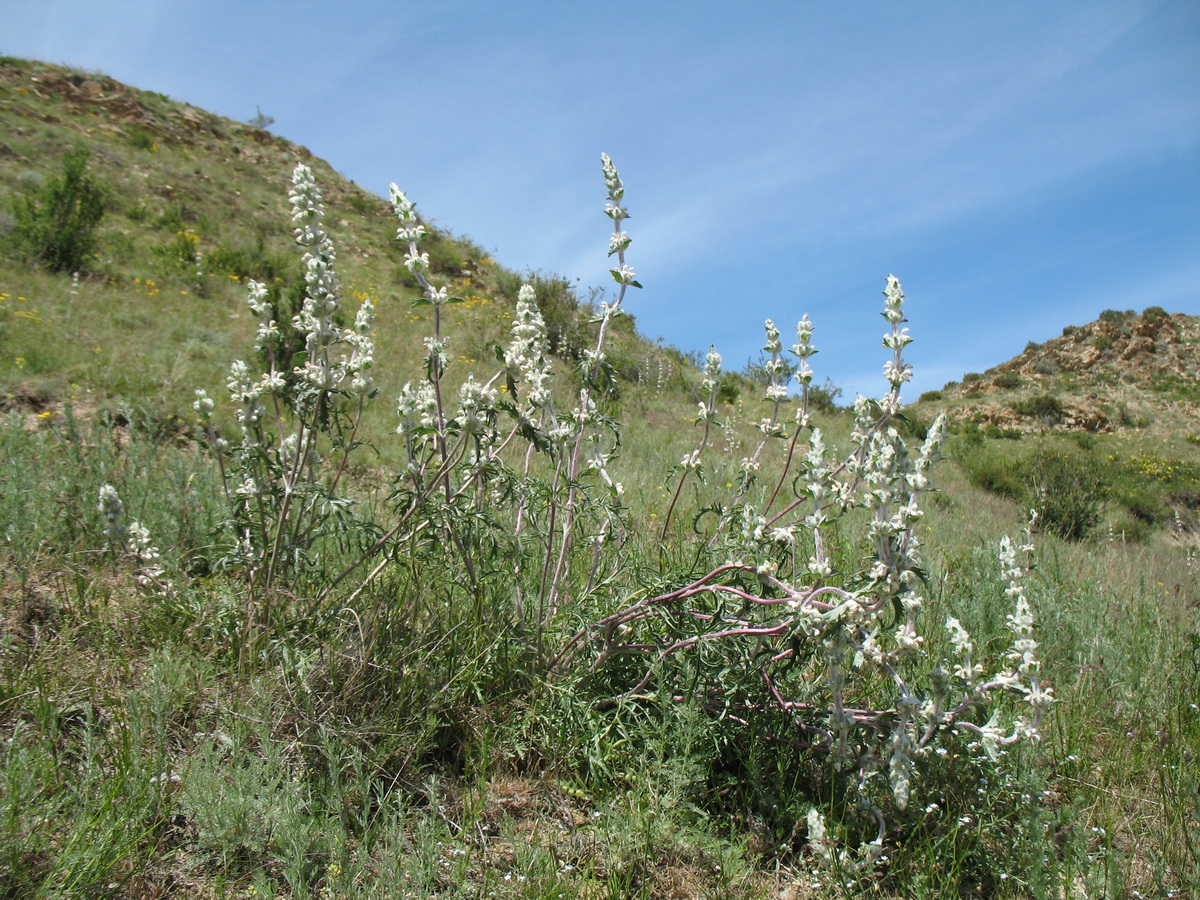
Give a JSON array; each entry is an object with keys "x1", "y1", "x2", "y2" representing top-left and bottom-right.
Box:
[
  {"x1": 962, "y1": 372, "x2": 983, "y2": 384},
  {"x1": 1033, "y1": 357, "x2": 1058, "y2": 375},
  {"x1": 1094, "y1": 334, "x2": 1113, "y2": 352},
  {"x1": 1141, "y1": 305, "x2": 1169, "y2": 325},
  {"x1": 248, "y1": 105, "x2": 275, "y2": 130},
  {"x1": 1116, "y1": 403, "x2": 1150, "y2": 428},
  {"x1": 125, "y1": 125, "x2": 158, "y2": 151},
  {"x1": 1071, "y1": 431, "x2": 1097, "y2": 451},
  {"x1": 205, "y1": 240, "x2": 294, "y2": 282},
  {"x1": 1062, "y1": 325, "x2": 1078, "y2": 337},
  {"x1": 993, "y1": 372, "x2": 1022, "y2": 390},
  {"x1": 1098, "y1": 309, "x2": 1133, "y2": 323},
  {"x1": 1023, "y1": 448, "x2": 1107, "y2": 541},
  {"x1": 1116, "y1": 484, "x2": 1167, "y2": 524},
  {"x1": 919, "y1": 390, "x2": 944, "y2": 402},
  {"x1": 941, "y1": 380, "x2": 959, "y2": 390},
  {"x1": 1010, "y1": 393, "x2": 1064, "y2": 424},
  {"x1": 1024, "y1": 341, "x2": 1041, "y2": 353},
  {"x1": 983, "y1": 424, "x2": 1022, "y2": 440},
  {"x1": 807, "y1": 377, "x2": 843, "y2": 412},
  {"x1": 8, "y1": 147, "x2": 108, "y2": 272}
]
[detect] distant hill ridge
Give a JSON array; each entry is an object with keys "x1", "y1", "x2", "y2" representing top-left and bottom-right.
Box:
[{"x1": 921, "y1": 308, "x2": 1200, "y2": 435}]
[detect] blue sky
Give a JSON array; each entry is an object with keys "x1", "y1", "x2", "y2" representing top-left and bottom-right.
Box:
[{"x1": 5, "y1": 0, "x2": 1198, "y2": 399}]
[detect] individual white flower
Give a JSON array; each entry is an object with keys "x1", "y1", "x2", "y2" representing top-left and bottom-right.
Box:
[
  {"x1": 405, "y1": 250, "x2": 430, "y2": 274},
  {"x1": 193, "y1": 388, "x2": 214, "y2": 419},
  {"x1": 608, "y1": 230, "x2": 631, "y2": 256}
]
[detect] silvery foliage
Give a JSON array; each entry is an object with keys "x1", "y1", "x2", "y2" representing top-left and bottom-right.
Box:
[{"x1": 592, "y1": 277, "x2": 1050, "y2": 868}]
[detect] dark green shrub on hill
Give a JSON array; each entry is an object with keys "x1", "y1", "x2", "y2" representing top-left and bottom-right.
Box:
[
  {"x1": 993, "y1": 372, "x2": 1022, "y2": 389},
  {"x1": 1010, "y1": 393, "x2": 1064, "y2": 424},
  {"x1": 8, "y1": 147, "x2": 108, "y2": 272},
  {"x1": 1023, "y1": 448, "x2": 1107, "y2": 541},
  {"x1": 807, "y1": 376, "x2": 843, "y2": 412}
]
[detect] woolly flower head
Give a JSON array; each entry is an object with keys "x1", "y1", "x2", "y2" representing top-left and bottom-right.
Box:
[
  {"x1": 457, "y1": 375, "x2": 497, "y2": 435},
  {"x1": 882, "y1": 274, "x2": 905, "y2": 324},
  {"x1": 193, "y1": 388, "x2": 215, "y2": 419},
  {"x1": 600, "y1": 153, "x2": 623, "y2": 201},
  {"x1": 396, "y1": 382, "x2": 438, "y2": 434},
  {"x1": 388, "y1": 183, "x2": 418, "y2": 226},
  {"x1": 702, "y1": 345, "x2": 723, "y2": 388},
  {"x1": 288, "y1": 165, "x2": 323, "y2": 233},
  {"x1": 791, "y1": 315, "x2": 816, "y2": 358},
  {"x1": 762, "y1": 319, "x2": 782, "y2": 356},
  {"x1": 98, "y1": 483, "x2": 127, "y2": 546}
]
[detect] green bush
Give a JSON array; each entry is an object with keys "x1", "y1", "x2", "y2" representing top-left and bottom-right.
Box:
[
  {"x1": 124, "y1": 125, "x2": 158, "y2": 151},
  {"x1": 8, "y1": 147, "x2": 108, "y2": 272},
  {"x1": 807, "y1": 376, "x2": 843, "y2": 412},
  {"x1": 1099, "y1": 309, "x2": 1133, "y2": 324},
  {"x1": 983, "y1": 423, "x2": 1022, "y2": 440},
  {"x1": 962, "y1": 372, "x2": 983, "y2": 384},
  {"x1": 919, "y1": 389, "x2": 944, "y2": 402},
  {"x1": 1010, "y1": 393, "x2": 1064, "y2": 423},
  {"x1": 1141, "y1": 305, "x2": 1169, "y2": 325},
  {"x1": 993, "y1": 372, "x2": 1022, "y2": 389},
  {"x1": 1094, "y1": 334, "x2": 1113, "y2": 352},
  {"x1": 1023, "y1": 448, "x2": 1107, "y2": 541}
]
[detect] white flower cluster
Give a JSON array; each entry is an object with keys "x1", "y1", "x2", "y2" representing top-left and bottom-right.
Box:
[
  {"x1": 246, "y1": 280, "x2": 279, "y2": 351},
  {"x1": 97, "y1": 484, "x2": 169, "y2": 591},
  {"x1": 792, "y1": 314, "x2": 816, "y2": 390},
  {"x1": 505, "y1": 285, "x2": 553, "y2": 413},
  {"x1": 289, "y1": 165, "x2": 341, "y2": 361},
  {"x1": 880, "y1": 275, "x2": 913, "y2": 408},
  {"x1": 761, "y1": 320, "x2": 788, "y2": 402},
  {"x1": 288, "y1": 165, "x2": 375, "y2": 395}
]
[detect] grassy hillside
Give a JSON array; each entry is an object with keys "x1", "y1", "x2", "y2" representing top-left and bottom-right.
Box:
[{"x1": 0, "y1": 58, "x2": 1197, "y2": 899}]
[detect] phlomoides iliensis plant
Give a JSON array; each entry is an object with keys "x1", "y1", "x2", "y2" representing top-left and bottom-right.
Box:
[
  {"x1": 562, "y1": 282, "x2": 1052, "y2": 868},
  {"x1": 185, "y1": 159, "x2": 634, "y2": 644}
]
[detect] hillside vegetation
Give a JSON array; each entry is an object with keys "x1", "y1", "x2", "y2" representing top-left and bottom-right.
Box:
[{"x1": 1, "y1": 58, "x2": 1197, "y2": 899}]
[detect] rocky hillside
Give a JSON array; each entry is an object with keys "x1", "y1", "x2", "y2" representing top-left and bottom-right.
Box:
[{"x1": 919, "y1": 308, "x2": 1200, "y2": 436}]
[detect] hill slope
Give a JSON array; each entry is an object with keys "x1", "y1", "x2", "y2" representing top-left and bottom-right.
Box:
[{"x1": 0, "y1": 56, "x2": 696, "y2": 435}]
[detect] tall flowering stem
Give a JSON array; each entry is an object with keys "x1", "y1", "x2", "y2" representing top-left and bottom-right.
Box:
[
  {"x1": 546, "y1": 154, "x2": 639, "y2": 613},
  {"x1": 660, "y1": 344, "x2": 723, "y2": 542}
]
